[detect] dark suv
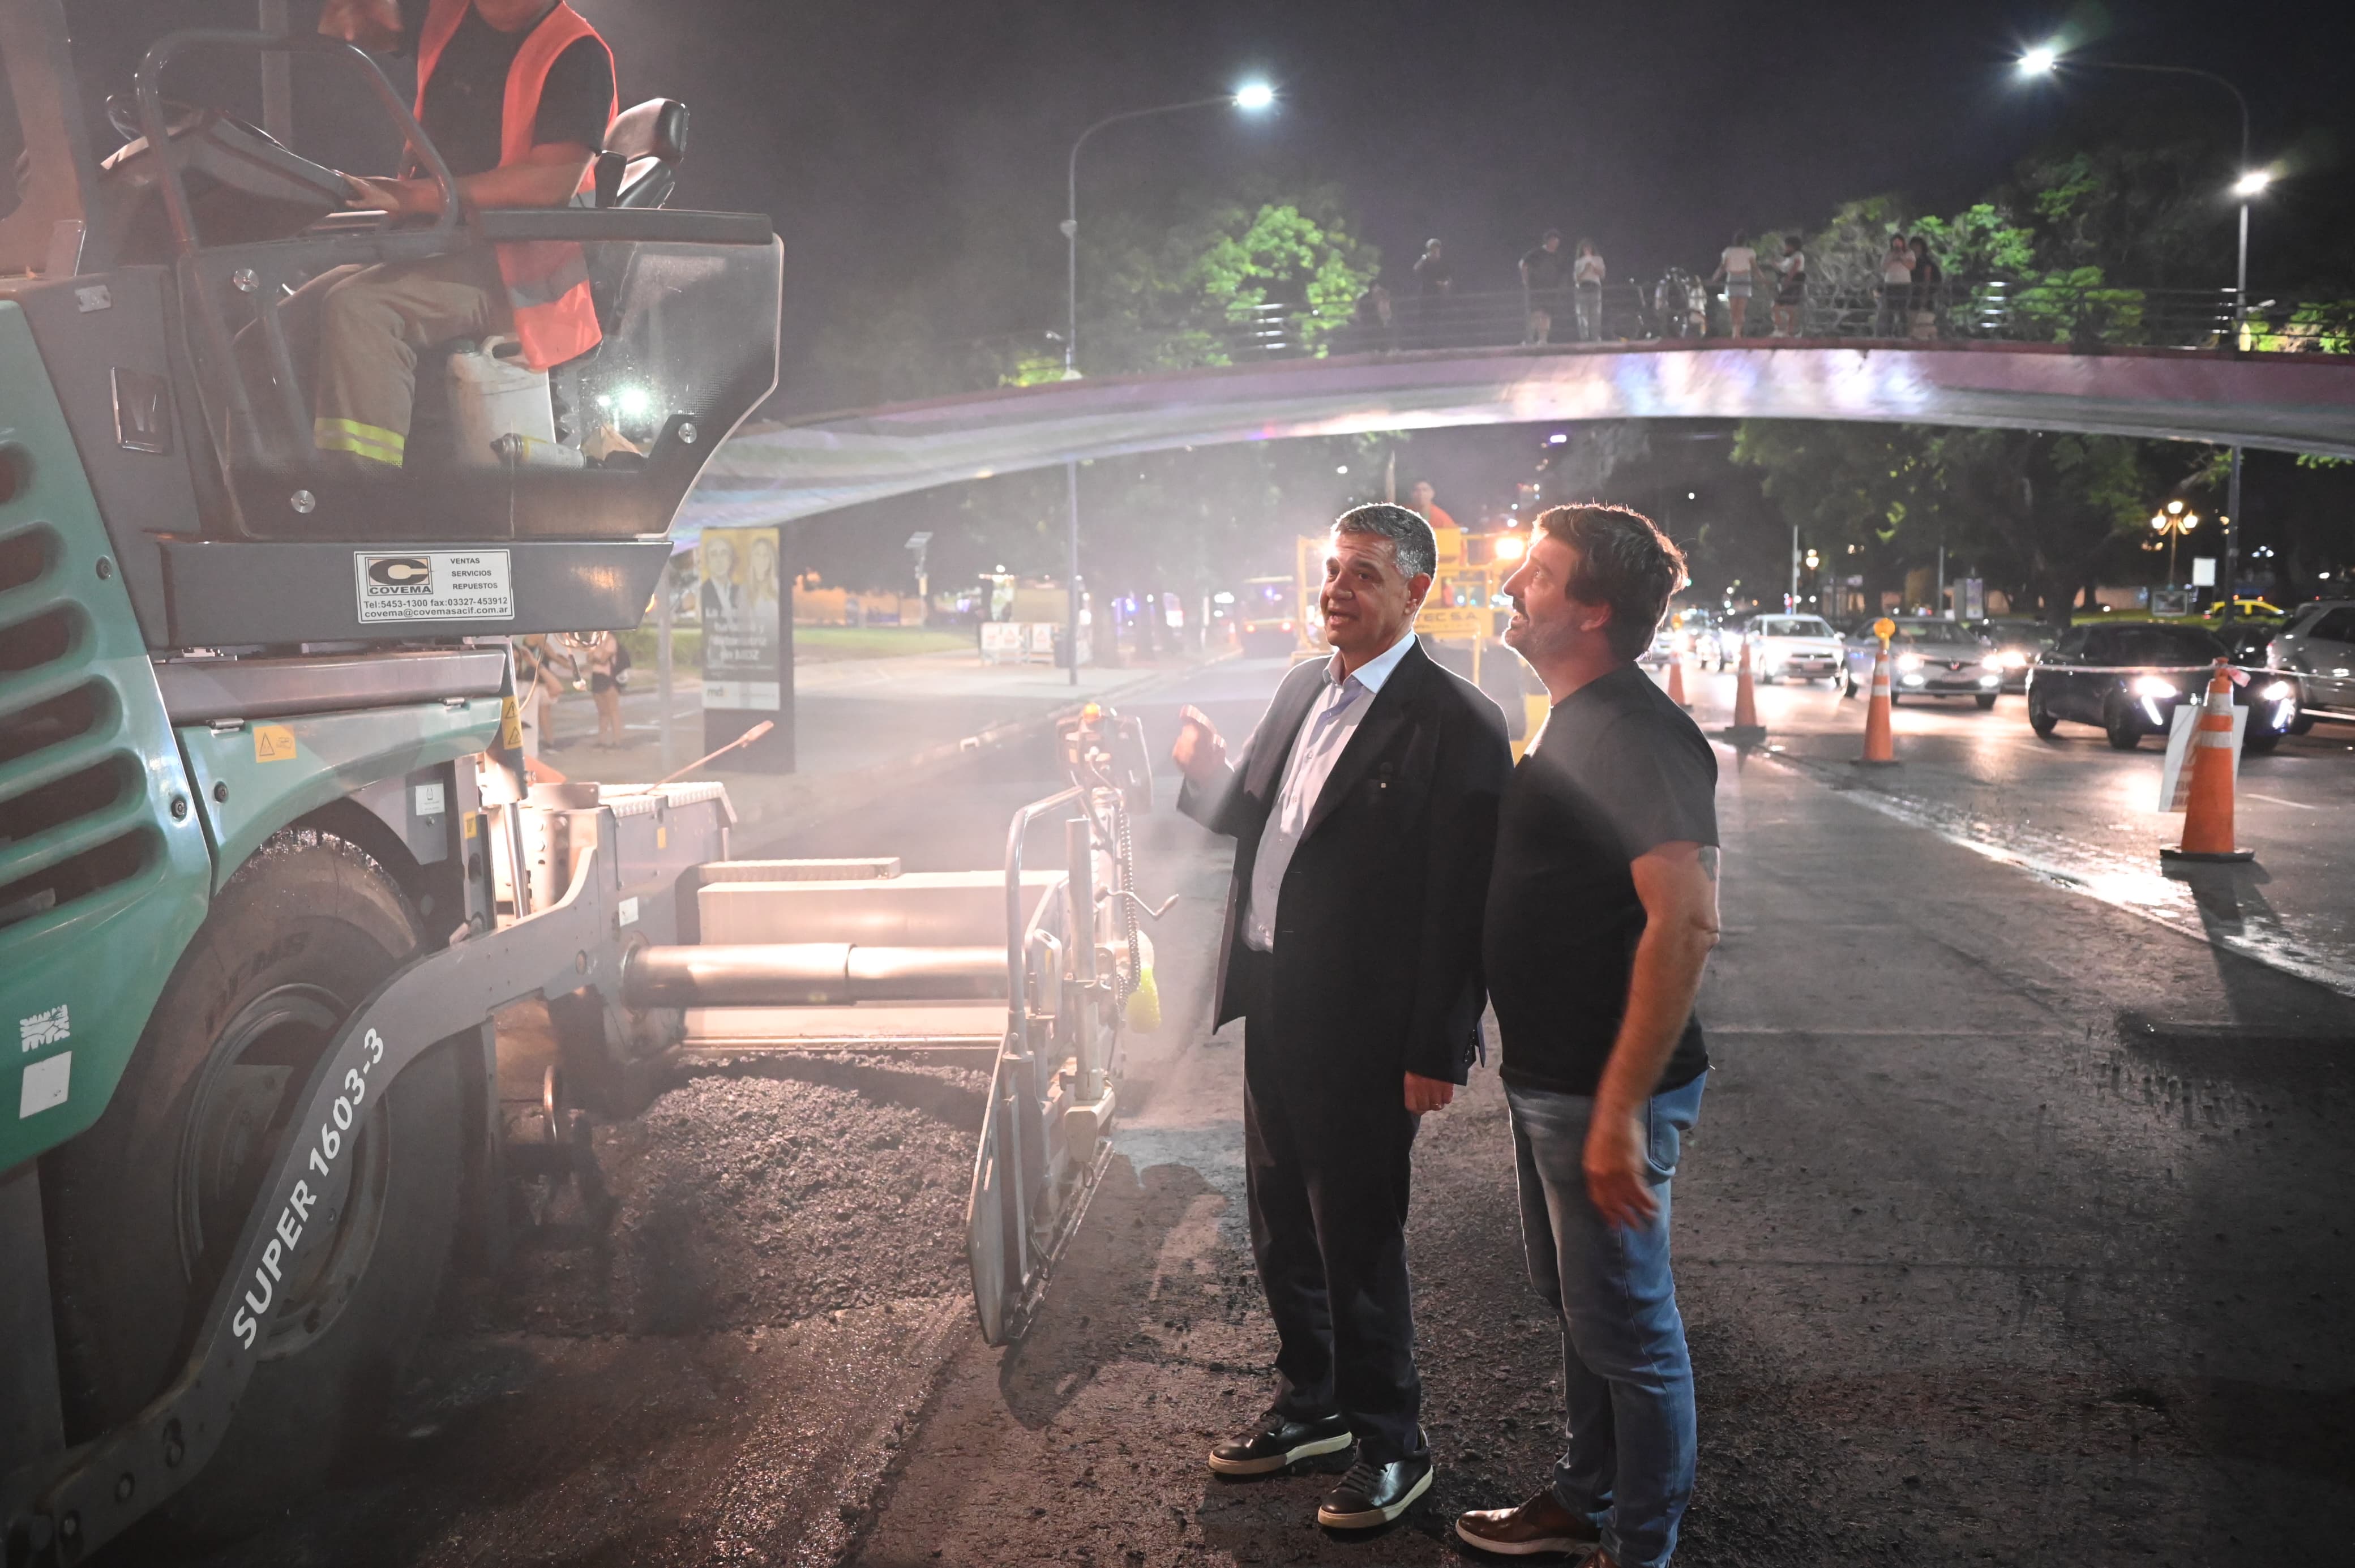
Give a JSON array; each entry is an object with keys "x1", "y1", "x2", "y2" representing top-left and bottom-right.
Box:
[{"x1": 2026, "y1": 622, "x2": 2296, "y2": 752}]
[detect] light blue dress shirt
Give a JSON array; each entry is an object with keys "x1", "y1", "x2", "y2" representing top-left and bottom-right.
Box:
[{"x1": 1242, "y1": 630, "x2": 1418, "y2": 952}]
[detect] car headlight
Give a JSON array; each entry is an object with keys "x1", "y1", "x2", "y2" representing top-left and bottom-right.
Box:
[
  {"x1": 1998, "y1": 649, "x2": 2029, "y2": 670},
  {"x1": 2262, "y1": 680, "x2": 2294, "y2": 701},
  {"x1": 2131, "y1": 675, "x2": 2179, "y2": 700},
  {"x1": 1896, "y1": 652, "x2": 1924, "y2": 672},
  {"x1": 1981, "y1": 654, "x2": 2004, "y2": 671}
]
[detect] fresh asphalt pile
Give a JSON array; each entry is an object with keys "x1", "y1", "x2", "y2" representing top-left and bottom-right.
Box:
[{"x1": 487, "y1": 1056, "x2": 991, "y2": 1335}]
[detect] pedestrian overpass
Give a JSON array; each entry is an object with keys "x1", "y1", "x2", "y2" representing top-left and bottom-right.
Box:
[{"x1": 679, "y1": 338, "x2": 2355, "y2": 531}]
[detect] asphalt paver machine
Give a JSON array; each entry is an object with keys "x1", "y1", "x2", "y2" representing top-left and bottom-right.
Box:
[{"x1": 0, "y1": 6, "x2": 1150, "y2": 1557}]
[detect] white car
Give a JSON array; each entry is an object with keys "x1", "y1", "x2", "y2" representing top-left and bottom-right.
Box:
[{"x1": 1741, "y1": 615, "x2": 1846, "y2": 684}]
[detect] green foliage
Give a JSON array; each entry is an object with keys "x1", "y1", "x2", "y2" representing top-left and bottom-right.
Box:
[
  {"x1": 2247, "y1": 300, "x2": 2355, "y2": 356},
  {"x1": 1080, "y1": 184, "x2": 1378, "y2": 372},
  {"x1": 1735, "y1": 419, "x2": 2204, "y2": 623},
  {"x1": 2002, "y1": 140, "x2": 2234, "y2": 285},
  {"x1": 1192, "y1": 202, "x2": 1376, "y2": 350},
  {"x1": 1907, "y1": 203, "x2": 2039, "y2": 281}
]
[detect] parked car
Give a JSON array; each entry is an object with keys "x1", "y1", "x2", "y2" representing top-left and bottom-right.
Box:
[
  {"x1": 1843, "y1": 618, "x2": 2002, "y2": 706},
  {"x1": 1742, "y1": 614, "x2": 1846, "y2": 684},
  {"x1": 1968, "y1": 618, "x2": 2058, "y2": 694},
  {"x1": 2215, "y1": 618, "x2": 2285, "y2": 671},
  {"x1": 2268, "y1": 599, "x2": 2355, "y2": 729},
  {"x1": 2027, "y1": 621, "x2": 2294, "y2": 752}
]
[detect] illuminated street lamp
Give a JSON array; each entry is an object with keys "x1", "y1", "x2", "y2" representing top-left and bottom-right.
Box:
[
  {"x1": 2148, "y1": 499, "x2": 2202, "y2": 588},
  {"x1": 1055, "y1": 83, "x2": 1276, "y2": 682},
  {"x1": 2019, "y1": 42, "x2": 2265, "y2": 615},
  {"x1": 1064, "y1": 85, "x2": 1277, "y2": 380}
]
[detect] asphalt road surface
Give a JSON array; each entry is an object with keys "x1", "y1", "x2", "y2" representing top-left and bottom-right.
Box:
[{"x1": 142, "y1": 652, "x2": 2352, "y2": 1566}]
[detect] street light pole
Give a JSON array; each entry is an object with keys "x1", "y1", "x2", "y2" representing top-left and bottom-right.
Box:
[
  {"x1": 2022, "y1": 50, "x2": 2262, "y2": 614},
  {"x1": 1059, "y1": 86, "x2": 1273, "y2": 684}
]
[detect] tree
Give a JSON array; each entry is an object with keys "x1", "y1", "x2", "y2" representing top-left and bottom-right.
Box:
[
  {"x1": 1734, "y1": 419, "x2": 2199, "y2": 626},
  {"x1": 1925, "y1": 428, "x2": 2183, "y2": 626},
  {"x1": 1078, "y1": 183, "x2": 1379, "y2": 373},
  {"x1": 1731, "y1": 421, "x2": 1947, "y2": 612}
]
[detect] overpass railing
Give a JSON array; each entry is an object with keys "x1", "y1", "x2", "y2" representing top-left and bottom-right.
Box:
[{"x1": 944, "y1": 282, "x2": 2352, "y2": 395}]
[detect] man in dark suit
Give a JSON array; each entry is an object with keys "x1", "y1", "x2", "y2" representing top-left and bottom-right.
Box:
[{"x1": 1172, "y1": 503, "x2": 1512, "y2": 1529}]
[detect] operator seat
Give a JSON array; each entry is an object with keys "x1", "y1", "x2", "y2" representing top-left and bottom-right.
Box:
[
  {"x1": 582, "y1": 98, "x2": 688, "y2": 333},
  {"x1": 593, "y1": 98, "x2": 688, "y2": 211}
]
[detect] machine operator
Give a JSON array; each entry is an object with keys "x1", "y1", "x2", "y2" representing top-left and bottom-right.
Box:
[{"x1": 299, "y1": 0, "x2": 616, "y2": 470}]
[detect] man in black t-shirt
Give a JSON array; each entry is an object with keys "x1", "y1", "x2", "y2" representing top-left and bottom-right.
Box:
[
  {"x1": 283, "y1": 0, "x2": 614, "y2": 470},
  {"x1": 1453, "y1": 505, "x2": 1720, "y2": 1568},
  {"x1": 1518, "y1": 229, "x2": 1569, "y2": 344}
]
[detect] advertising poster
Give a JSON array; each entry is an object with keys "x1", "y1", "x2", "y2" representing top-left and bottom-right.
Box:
[{"x1": 697, "y1": 525, "x2": 794, "y2": 768}]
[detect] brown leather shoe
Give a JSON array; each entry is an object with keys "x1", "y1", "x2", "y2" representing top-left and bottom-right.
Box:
[{"x1": 1453, "y1": 1486, "x2": 1602, "y2": 1556}]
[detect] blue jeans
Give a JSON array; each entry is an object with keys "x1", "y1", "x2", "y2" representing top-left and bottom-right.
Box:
[{"x1": 1505, "y1": 1071, "x2": 1707, "y2": 1568}]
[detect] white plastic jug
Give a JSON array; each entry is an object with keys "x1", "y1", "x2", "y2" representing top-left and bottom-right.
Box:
[{"x1": 447, "y1": 335, "x2": 556, "y2": 467}]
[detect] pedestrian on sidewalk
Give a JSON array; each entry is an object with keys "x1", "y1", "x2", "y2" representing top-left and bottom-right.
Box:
[
  {"x1": 1521, "y1": 229, "x2": 1570, "y2": 345},
  {"x1": 515, "y1": 633, "x2": 574, "y2": 755},
  {"x1": 572, "y1": 629, "x2": 626, "y2": 747},
  {"x1": 1172, "y1": 503, "x2": 1510, "y2": 1532},
  {"x1": 1453, "y1": 504, "x2": 1721, "y2": 1568},
  {"x1": 1707, "y1": 231, "x2": 1759, "y2": 338},
  {"x1": 1874, "y1": 233, "x2": 1914, "y2": 337},
  {"x1": 1907, "y1": 234, "x2": 1943, "y2": 340},
  {"x1": 1770, "y1": 234, "x2": 1806, "y2": 337},
  {"x1": 1573, "y1": 239, "x2": 1607, "y2": 341}
]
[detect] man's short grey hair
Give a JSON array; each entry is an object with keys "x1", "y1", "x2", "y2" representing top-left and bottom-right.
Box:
[{"x1": 1334, "y1": 503, "x2": 1437, "y2": 580}]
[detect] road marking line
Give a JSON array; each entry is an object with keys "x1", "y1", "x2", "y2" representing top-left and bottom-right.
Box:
[{"x1": 2243, "y1": 792, "x2": 2320, "y2": 809}]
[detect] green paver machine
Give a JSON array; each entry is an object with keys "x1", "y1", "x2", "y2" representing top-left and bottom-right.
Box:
[{"x1": 0, "y1": 5, "x2": 1153, "y2": 1558}]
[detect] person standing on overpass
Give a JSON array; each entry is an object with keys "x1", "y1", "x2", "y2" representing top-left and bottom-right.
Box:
[
  {"x1": 1874, "y1": 233, "x2": 1915, "y2": 337},
  {"x1": 1770, "y1": 234, "x2": 1806, "y2": 338},
  {"x1": 303, "y1": 0, "x2": 616, "y2": 470},
  {"x1": 1573, "y1": 239, "x2": 1608, "y2": 341},
  {"x1": 1707, "y1": 230, "x2": 1758, "y2": 339},
  {"x1": 1454, "y1": 504, "x2": 1720, "y2": 1568},
  {"x1": 1521, "y1": 229, "x2": 1570, "y2": 345}
]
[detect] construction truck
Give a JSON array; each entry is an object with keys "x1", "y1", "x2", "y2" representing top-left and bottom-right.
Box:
[{"x1": 0, "y1": 6, "x2": 1151, "y2": 1559}]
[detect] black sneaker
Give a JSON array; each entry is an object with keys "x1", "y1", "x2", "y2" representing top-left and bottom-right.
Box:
[
  {"x1": 1206, "y1": 1410, "x2": 1354, "y2": 1476},
  {"x1": 1316, "y1": 1452, "x2": 1433, "y2": 1528}
]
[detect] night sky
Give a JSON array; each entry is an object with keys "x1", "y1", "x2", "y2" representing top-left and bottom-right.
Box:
[
  {"x1": 19, "y1": 2, "x2": 2354, "y2": 582},
  {"x1": 49, "y1": 0, "x2": 2355, "y2": 413}
]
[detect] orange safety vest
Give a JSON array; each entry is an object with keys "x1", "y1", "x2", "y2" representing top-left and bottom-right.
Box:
[{"x1": 414, "y1": 0, "x2": 616, "y2": 371}]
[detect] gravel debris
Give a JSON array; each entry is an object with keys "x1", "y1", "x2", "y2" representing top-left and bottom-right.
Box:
[{"x1": 490, "y1": 1056, "x2": 988, "y2": 1335}]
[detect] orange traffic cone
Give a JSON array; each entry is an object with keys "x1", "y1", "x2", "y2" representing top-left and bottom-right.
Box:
[
  {"x1": 1666, "y1": 649, "x2": 1690, "y2": 709},
  {"x1": 1852, "y1": 640, "x2": 1898, "y2": 766},
  {"x1": 2162, "y1": 662, "x2": 2254, "y2": 863},
  {"x1": 1720, "y1": 633, "x2": 1766, "y2": 744}
]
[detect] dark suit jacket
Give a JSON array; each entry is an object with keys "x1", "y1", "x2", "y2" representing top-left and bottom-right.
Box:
[{"x1": 1179, "y1": 639, "x2": 1513, "y2": 1088}]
